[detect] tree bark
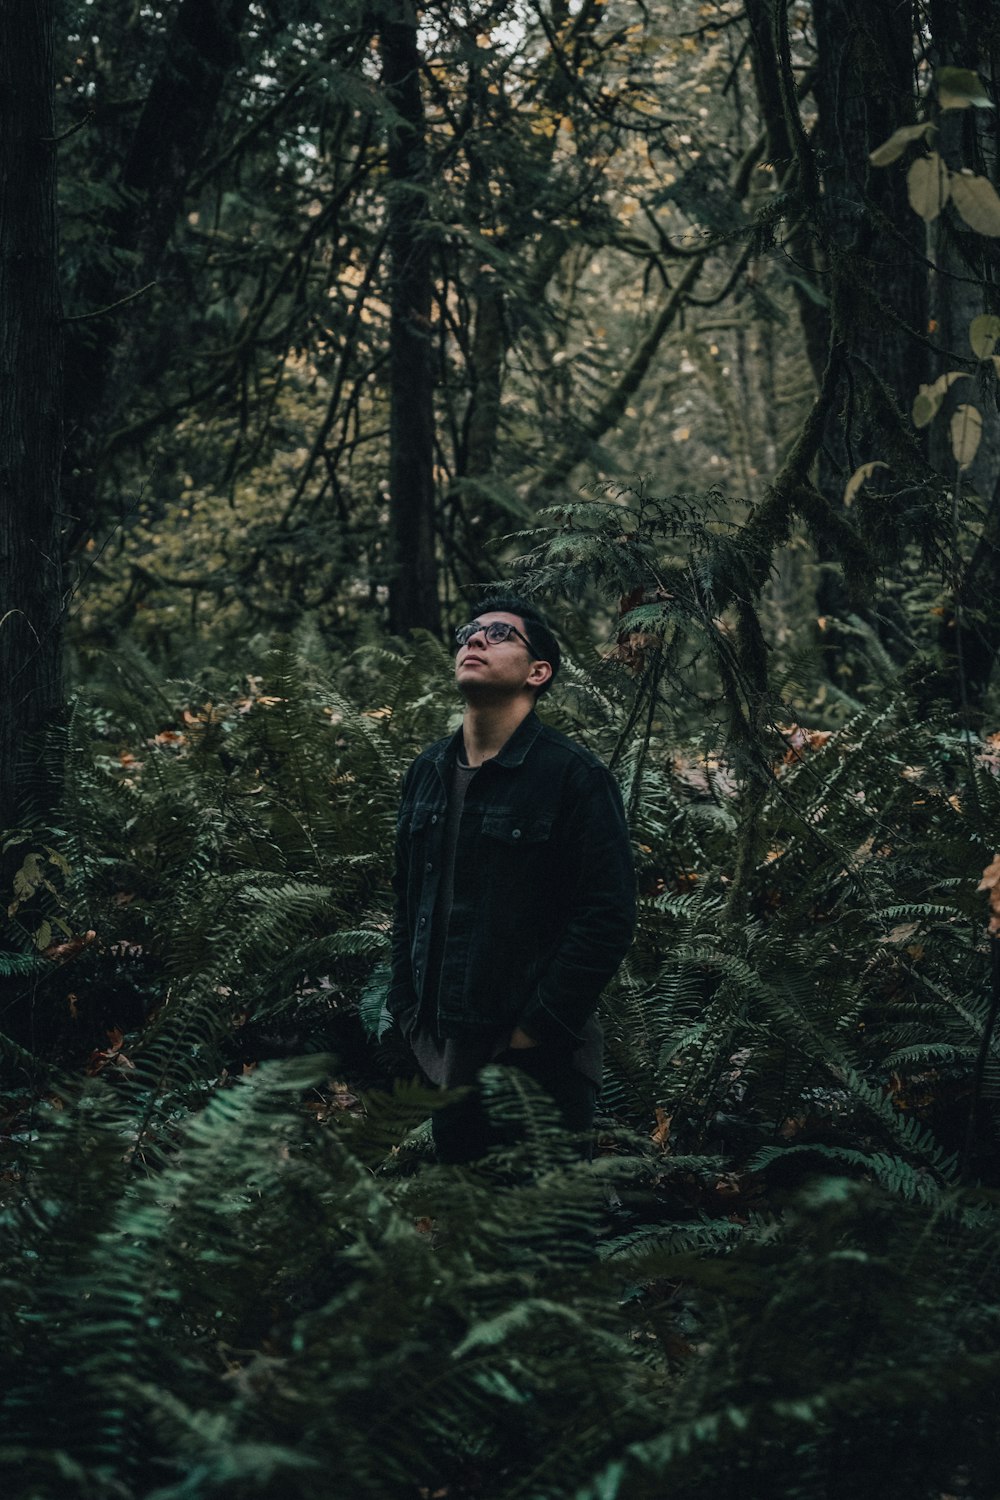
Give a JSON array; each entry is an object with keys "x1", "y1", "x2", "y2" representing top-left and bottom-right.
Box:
[
  {"x1": 380, "y1": 2, "x2": 440, "y2": 636},
  {"x1": 929, "y1": 0, "x2": 1000, "y2": 722},
  {"x1": 63, "y1": 0, "x2": 250, "y2": 549},
  {"x1": 806, "y1": 0, "x2": 927, "y2": 679},
  {"x1": 811, "y1": 0, "x2": 926, "y2": 462},
  {"x1": 0, "y1": 0, "x2": 65, "y2": 833}
]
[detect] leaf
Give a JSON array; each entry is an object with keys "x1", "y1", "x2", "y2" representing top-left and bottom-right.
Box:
[
  {"x1": 979, "y1": 855, "x2": 1000, "y2": 933},
  {"x1": 950, "y1": 173, "x2": 1000, "y2": 237},
  {"x1": 907, "y1": 154, "x2": 950, "y2": 221},
  {"x1": 869, "y1": 122, "x2": 933, "y2": 167},
  {"x1": 34, "y1": 920, "x2": 52, "y2": 953},
  {"x1": 43, "y1": 846, "x2": 71, "y2": 876},
  {"x1": 12, "y1": 852, "x2": 44, "y2": 903},
  {"x1": 882, "y1": 921, "x2": 921, "y2": 945},
  {"x1": 911, "y1": 371, "x2": 968, "y2": 428},
  {"x1": 911, "y1": 392, "x2": 935, "y2": 427},
  {"x1": 936, "y1": 67, "x2": 994, "y2": 111},
  {"x1": 969, "y1": 314, "x2": 1000, "y2": 358},
  {"x1": 843, "y1": 461, "x2": 889, "y2": 507},
  {"x1": 651, "y1": 1107, "x2": 672, "y2": 1149},
  {"x1": 949, "y1": 404, "x2": 983, "y2": 469}
]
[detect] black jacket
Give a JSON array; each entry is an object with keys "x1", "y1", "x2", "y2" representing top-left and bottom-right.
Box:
[{"x1": 388, "y1": 710, "x2": 636, "y2": 1045}]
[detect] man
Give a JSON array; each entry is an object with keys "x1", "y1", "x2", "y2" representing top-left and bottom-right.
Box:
[{"x1": 388, "y1": 595, "x2": 636, "y2": 1162}]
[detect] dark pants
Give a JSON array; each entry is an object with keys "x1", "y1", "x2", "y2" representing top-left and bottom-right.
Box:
[{"x1": 431, "y1": 1044, "x2": 597, "y2": 1165}]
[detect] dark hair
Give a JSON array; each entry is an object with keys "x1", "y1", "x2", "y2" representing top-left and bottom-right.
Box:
[{"x1": 468, "y1": 593, "x2": 561, "y2": 697}]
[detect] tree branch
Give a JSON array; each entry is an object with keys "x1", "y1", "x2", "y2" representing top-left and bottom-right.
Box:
[{"x1": 526, "y1": 254, "x2": 706, "y2": 502}]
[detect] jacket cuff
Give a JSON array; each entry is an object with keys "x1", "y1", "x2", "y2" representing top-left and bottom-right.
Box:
[{"x1": 387, "y1": 982, "x2": 418, "y2": 1019}]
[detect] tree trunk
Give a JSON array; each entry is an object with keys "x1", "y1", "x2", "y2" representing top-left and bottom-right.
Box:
[
  {"x1": 380, "y1": 3, "x2": 440, "y2": 636},
  {"x1": 63, "y1": 0, "x2": 250, "y2": 551},
  {"x1": 929, "y1": 0, "x2": 1000, "y2": 722},
  {"x1": 0, "y1": 0, "x2": 64, "y2": 834},
  {"x1": 809, "y1": 0, "x2": 928, "y2": 680}
]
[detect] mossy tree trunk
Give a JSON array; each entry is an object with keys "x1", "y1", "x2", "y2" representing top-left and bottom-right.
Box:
[
  {"x1": 0, "y1": 0, "x2": 64, "y2": 835},
  {"x1": 810, "y1": 0, "x2": 928, "y2": 682},
  {"x1": 930, "y1": 0, "x2": 1000, "y2": 724}
]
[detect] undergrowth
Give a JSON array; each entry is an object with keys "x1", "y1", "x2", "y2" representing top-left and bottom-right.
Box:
[{"x1": 1, "y1": 560, "x2": 999, "y2": 1495}]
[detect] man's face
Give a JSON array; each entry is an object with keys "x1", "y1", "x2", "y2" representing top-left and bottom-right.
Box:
[{"x1": 454, "y1": 611, "x2": 551, "y2": 700}]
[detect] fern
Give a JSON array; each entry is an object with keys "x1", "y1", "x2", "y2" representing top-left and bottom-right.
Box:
[{"x1": 4, "y1": 576, "x2": 1000, "y2": 1500}]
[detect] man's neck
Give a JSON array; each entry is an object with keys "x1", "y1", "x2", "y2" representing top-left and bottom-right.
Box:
[{"x1": 461, "y1": 696, "x2": 535, "y2": 767}]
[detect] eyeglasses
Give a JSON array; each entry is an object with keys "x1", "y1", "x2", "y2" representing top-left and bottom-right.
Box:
[{"x1": 454, "y1": 619, "x2": 534, "y2": 652}]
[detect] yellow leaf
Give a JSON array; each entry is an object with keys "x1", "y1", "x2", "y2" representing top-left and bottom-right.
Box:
[
  {"x1": 906, "y1": 153, "x2": 950, "y2": 222},
  {"x1": 530, "y1": 113, "x2": 558, "y2": 138},
  {"x1": 969, "y1": 314, "x2": 1000, "y2": 358},
  {"x1": 950, "y1": 403, "x2": 983, "y2": 469},
  {"x1": 651, "y1": 1107, "x2": 672, "y2": 1149},
  {"x1": 911, "y1": 370, "x2": 968, "y2": 428},
  {"x1": 12, "y1": 853, "x2": 44, "y2": 903},
  {"x1": 950, "y1": 172, "x2": 1000, "y2": 236},
  {"x1": 937, "y1": 67, "x2": 994, "y2": 111},
  {"x1": 843, "y1": 460, "x2": 888, "y2": 506},
  {"x1": 883, "y1": 921, "x2": 920, "y2": 945},
  {"x1": 869, "y1": 122, "x2": 932, "y2": 167}
]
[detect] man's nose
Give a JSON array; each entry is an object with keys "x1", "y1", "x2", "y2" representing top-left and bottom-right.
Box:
[{"x1": 466, "y1": 625, "x2": 489, "y2": 647}]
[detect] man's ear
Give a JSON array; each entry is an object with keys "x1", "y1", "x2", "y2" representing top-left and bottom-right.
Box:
[{"x1": 527, "y1": 660, "x2": 553, "y2": 691}]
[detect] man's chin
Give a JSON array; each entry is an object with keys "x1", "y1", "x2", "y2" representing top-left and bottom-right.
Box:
[{"x1": 457, "y1": 677, "x2": 511, "y2": 704}]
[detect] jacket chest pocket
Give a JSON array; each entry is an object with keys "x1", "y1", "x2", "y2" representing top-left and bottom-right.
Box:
[
  {"x1": 481, "y1": 810, "x2": 553, "y2": 846},
  {"x1": 406, "y1": 803, "x2": 444, "y2": 850}
]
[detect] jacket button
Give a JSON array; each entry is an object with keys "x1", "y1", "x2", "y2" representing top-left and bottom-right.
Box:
[
  {"x1": 419, "y1": 917, "x2": 427, "y2": 927},
  {"x1": 431, "y1": 814, "x2": 438, "y2": 824},
  {"x1": 511, "y1": 828, "x2": 522, "y2": 839},
  {"x1": 425, "y1": 861, "x2": 433, "y2": 872}
]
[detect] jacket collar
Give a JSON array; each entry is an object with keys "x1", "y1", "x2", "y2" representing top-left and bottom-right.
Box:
[
  {"x1": 493, "y1": 709, "x2": 543, "y2": 767},
  {"x1": 433, "y1": 708, "x2": 542, "y2": 773}
]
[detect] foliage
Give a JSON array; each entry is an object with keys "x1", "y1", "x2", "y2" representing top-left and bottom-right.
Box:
[
  {"x1": 9, "y1": 1042, "x2": 994, "y2": 1500},
  {"x1": 3, "y1": 603, "x2": 1000, "y2": 1495},
  {"x1": 5, "y1": 3, "x2": 1000, "y2": 1496},
  {"x1": 53, "y1": 0, "x2": 813, "y2": 654}
]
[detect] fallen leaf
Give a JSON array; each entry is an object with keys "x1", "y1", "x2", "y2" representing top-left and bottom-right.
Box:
[
  {"x1": 43, "y1": 929, "x2": 97, "y2": 963},
  {"x1": 651, "y1": 1107, "x2": 672, "y2": 1150},
  {"x1": 883, "y1": 922, "x2": 920, "y2": 945}
]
